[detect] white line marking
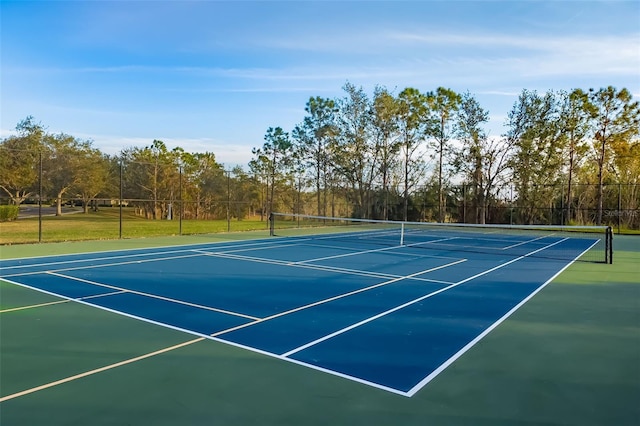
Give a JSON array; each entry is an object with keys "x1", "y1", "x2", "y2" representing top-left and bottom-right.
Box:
[
  {"x1": 1, "y1": 253, "x2": 207, "y2": 278},
  {"x1": 46, "y1": 272, "x2": 260, "y2": 321},
  {"x1": 0, "y1": 238, "x2": 305, "y2": 272},
  {"x1": 500, "y1": 234, "x2": 555, "y2": 250},
  {"x1": 405, "y1": 239, "x2": 600, "y2": 397},
  {"x1": 297, "y1": 242, "x2": 463, "y2": 261},
  {"x1": 0, "y1": 299, "x2": 68, "y2": 313},
  {"x1": 0, "y1": 337, "x2": 206, "y2": 402},
  {"x1": 0, "y1": 290, "x2": 127, "y2": 313},
  {"x1": 0, "y1": 235, "x2": 594, "y2": 399},
  {"x1": 208, "y1": 335, "x2": 409, "y2": 396},
  {"x1": 209, "y1": 259, "x2": 466, "y2": 338},
  {"x1": 196, "y1": 250, "x2": 456, "y2": 285},
  {"x1": 281, "y1": 238, "x2": 569, "y2": 358},
  {"x1": 291, "y1": 238, "x2": 459, "y2": 265}
]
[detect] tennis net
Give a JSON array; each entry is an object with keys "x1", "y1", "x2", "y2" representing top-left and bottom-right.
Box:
[{"x1": 269, "y1": 213, "x2": 613, "y2": 264}]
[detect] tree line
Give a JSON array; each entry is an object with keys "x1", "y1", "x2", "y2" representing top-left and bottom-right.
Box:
[
  {"x1": 252, "y1": 83, "x2": 639, "y2": 226},
  {"x1": 1, "y1": 83, "x2": 639, "y2": 227}
]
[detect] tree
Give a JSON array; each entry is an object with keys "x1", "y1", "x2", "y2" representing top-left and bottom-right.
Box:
[
  {"x1": 292, "y1": 96, "x2": 338, "y2": 216},
  {"x1": 507, "y1": 90, "x2": 565, "y2": 224},
  {"x1": 121, "y1": 140, "x2": 180, "y2": 219},
  {"x1": 610, "y1": 137, "x2": 640, "y2": 228},
  {"x1": 557, "y1": 89, "x2": 593, "y2": 223},
  {"x1": 454, "y1": 92, "x2": 511, "y2": 224},
  {"x1": 179, "y1": 151, "x2": 223, "y2": 220},
  {"x1": 0, "y1": 117, "x2": 44, "y2": 205},
  {"x1": 229, "y1": 166, "x2": 261, "y2": 220},
  {"x1": 395, "y1": 87, "x2": 428, "y2": 221},
  {"x1": 587, "y1": 86, "x2": 640, "y2": 225},
  {"x1": 371, "y1": 86, "x2": 401, "y2": 219},
  {"x1": 426, "y1": 87, "x2": 461, "y2": 222},
  {"x1": 72, "y1": 148, "x2": 111, "y2": 213},
  {"x1": 251, "y1": 127, "x2": 293, "y2": 216},
  {"x1": 42, "y1": 133, "x2": 100, "y2": 216},
  {"x1": 334, "y1": 82, "x2": 375, "y2": 218}
]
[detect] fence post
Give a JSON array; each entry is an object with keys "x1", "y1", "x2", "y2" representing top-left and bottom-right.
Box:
[
  {"x1": 560, "y1": 180, "x2": 564, "y2": 226},
  {"x1": 227, "y1": 169, "x2": 231, "y2": 233},
  {"x1": 179, "y1": 166, "x2": 182, "y2": 236},
  {"x1": 510, "y1": 185, "x2": 514, "y2": 225},
  {"x1": 38, "y1": 151, "x2": 42, "y2": 243},
  {"x1": 119, "y1": 159, "x2": 123, "y2": 239},
  {"x1": 618, "y1": 183, "x2": 621, "y2": 234},
  {"x1": 462, "y1": 184, "x2": 466, "y2": 224}
]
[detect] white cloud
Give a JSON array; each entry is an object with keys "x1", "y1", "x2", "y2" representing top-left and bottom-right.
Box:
[{"x1": 85, "y1": 133, "x2": 252, "y2": 168}]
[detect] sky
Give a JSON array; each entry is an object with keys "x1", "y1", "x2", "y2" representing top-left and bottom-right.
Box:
[{"x1": 2, "y1": 0, "x2": 639, "y2": 168}]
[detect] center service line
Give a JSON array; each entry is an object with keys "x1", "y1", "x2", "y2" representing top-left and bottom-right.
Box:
[
  {"x1": 281, "y1": 237, "x2": 569, "y2": 358},
  {"x1": 209, "y1": 258, "x2": 466, "y2": 338}
]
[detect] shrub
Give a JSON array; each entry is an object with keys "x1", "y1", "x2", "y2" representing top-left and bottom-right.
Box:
[{"x1": 0, "y1": 205, "x2": 20, "y2": 222}]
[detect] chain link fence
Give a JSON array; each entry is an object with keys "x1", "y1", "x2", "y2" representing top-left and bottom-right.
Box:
[{"x1": 1, "y1": 152, "x2": 638, "y2": 243}]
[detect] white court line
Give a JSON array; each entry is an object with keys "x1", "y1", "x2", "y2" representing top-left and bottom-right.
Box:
[
  {"x1": 1, "y1": 253, "x2": 206, "y2": 278},
  {"x1": 196, "y1": 250, "x2": 455, "y2": 285},
  {"x1": 0, "y1": 235, "x2": 586, "y2": 401},
  {"x1": 1, "y1": 240, "x2": 314, "y2": 279},
  {"x1": 500, "y1": 234, "x2": 556, "y2": 250},
  {"x1": 208, "y1": 258, "x2": 466, "y2": 338},
  {"x1": 0, "y1": 250, "x2": 200, "y2": 272},
  {"x1": 0, "y1": 290, "x2": 127, "y2": 314},
  {"x1": 405, "y1": 238, "x2": 599, "y2": 397},
  {"x1": 290, "y1": 237, "x2": 459, "y2": 265},
  {"x1": 203, "y1": 243, "x2": 306, "y2": 255},
  {"x1": 281, "y1": 237, "x2": 570, "y2": 359},
  {"x1": 0, "y1": 337, "x2": 206, "y2": 403},
  {"x1": 0, "y1": 269, "x2": 417, "y2": 401},
  {"x1": 297, "y1": 241, "x2": 463, "y2": 261},
  {"x1": 0, "y1": 299, "x2": 70, "y2": 313},
  {"x1": 0, "y1": 238, "x2": 305, "y2": 272},
  {"x1": 46, "y1": 272, "x2": 259, "y2": 321}
]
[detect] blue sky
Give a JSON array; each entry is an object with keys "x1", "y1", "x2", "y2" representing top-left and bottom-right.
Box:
[{"x1": 2, "y1": 0, "x2": 639, "y2": 167}]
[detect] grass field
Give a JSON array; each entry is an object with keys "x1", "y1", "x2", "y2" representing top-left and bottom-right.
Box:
[
  {"x1": 0, "y1": 208, "x2": 269, "y2": 244},
  {"x1": 2, "y1": 207, "x2": 638, "y2": 246},
  {"x1": 0, "y1": 231, "x2": 638, "y2": 425}
]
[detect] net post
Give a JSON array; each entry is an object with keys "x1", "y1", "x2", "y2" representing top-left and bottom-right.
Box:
[
  {"x1": 269, "y1": 212, "x2": 275, "y2": 237},
  {"x1": 400, "y1": 222, "x2": 405, "y2": 246},
  {"x1": 606, "y1": 226, "x2": 613, "y2": 264}
]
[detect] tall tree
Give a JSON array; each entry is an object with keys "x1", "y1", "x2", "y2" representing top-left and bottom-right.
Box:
[
  {"x1": 292, "y1": 96, "x2": 338, "y2": 216},
  {"x1": 371, "y1": 86, "x2": 400, "y2": 219},
  {"x1": 587, "y1": 86, "x2": 640, "y2": 224},
  {"x1": 557, "y1": 89, "x2": 593, "y2": 223},
  {"x1": 251, "y1": 127, "x2": 293, "y2": 216},
  {"x1": 426, "y1": 87, "x2": 461, "y2": 222},
  {"x1": 455, "y1": 92, "x2": 498, "y2": 223},
  {"x1": 395, "y1": 87, "x2": 428, "y2": 221},
  {"x1": 334, "y1": 82, "x2": 375, "y2": 218},
  {"x1": 507, "y1": 90, "x2": 565, "y2": 224}
]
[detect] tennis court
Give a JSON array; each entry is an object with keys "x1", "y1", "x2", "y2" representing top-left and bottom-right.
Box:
[
  {"x1": 1, "y1": 218, "x2": 637, "y2": 425},
  {"x1": 0, "y1": 218, "x2": 605, "y2": 393}
]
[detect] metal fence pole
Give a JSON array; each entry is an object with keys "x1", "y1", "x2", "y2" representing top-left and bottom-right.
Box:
[
  {"x1": 227, "y1": 170, "x2": 231, "y2": 232},
  {"x1": 119, "y1": 159, "x2": 123, "y2": 239},
  {"x1": 618, "y1": 183, "x2": 622, "y2": 234},
  {"x1": 38, "y1": 151, "x2": 42, "y2": 243},
  {"x1": 179, "y1": 166, "x2": 183, "y2": 236}
]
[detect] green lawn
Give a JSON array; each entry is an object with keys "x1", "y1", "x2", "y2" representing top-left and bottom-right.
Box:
[
  {"x1": 0, "y1": 234, "x2": 638, "y2": 425},
  {"x1": 0, "y1": 207, "x2": 269, "y2": 244}
]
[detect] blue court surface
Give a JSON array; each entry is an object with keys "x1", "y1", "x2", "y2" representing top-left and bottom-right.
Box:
[{"x1": 0, "y1": 231, "x2": 600, "y2": 397}]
